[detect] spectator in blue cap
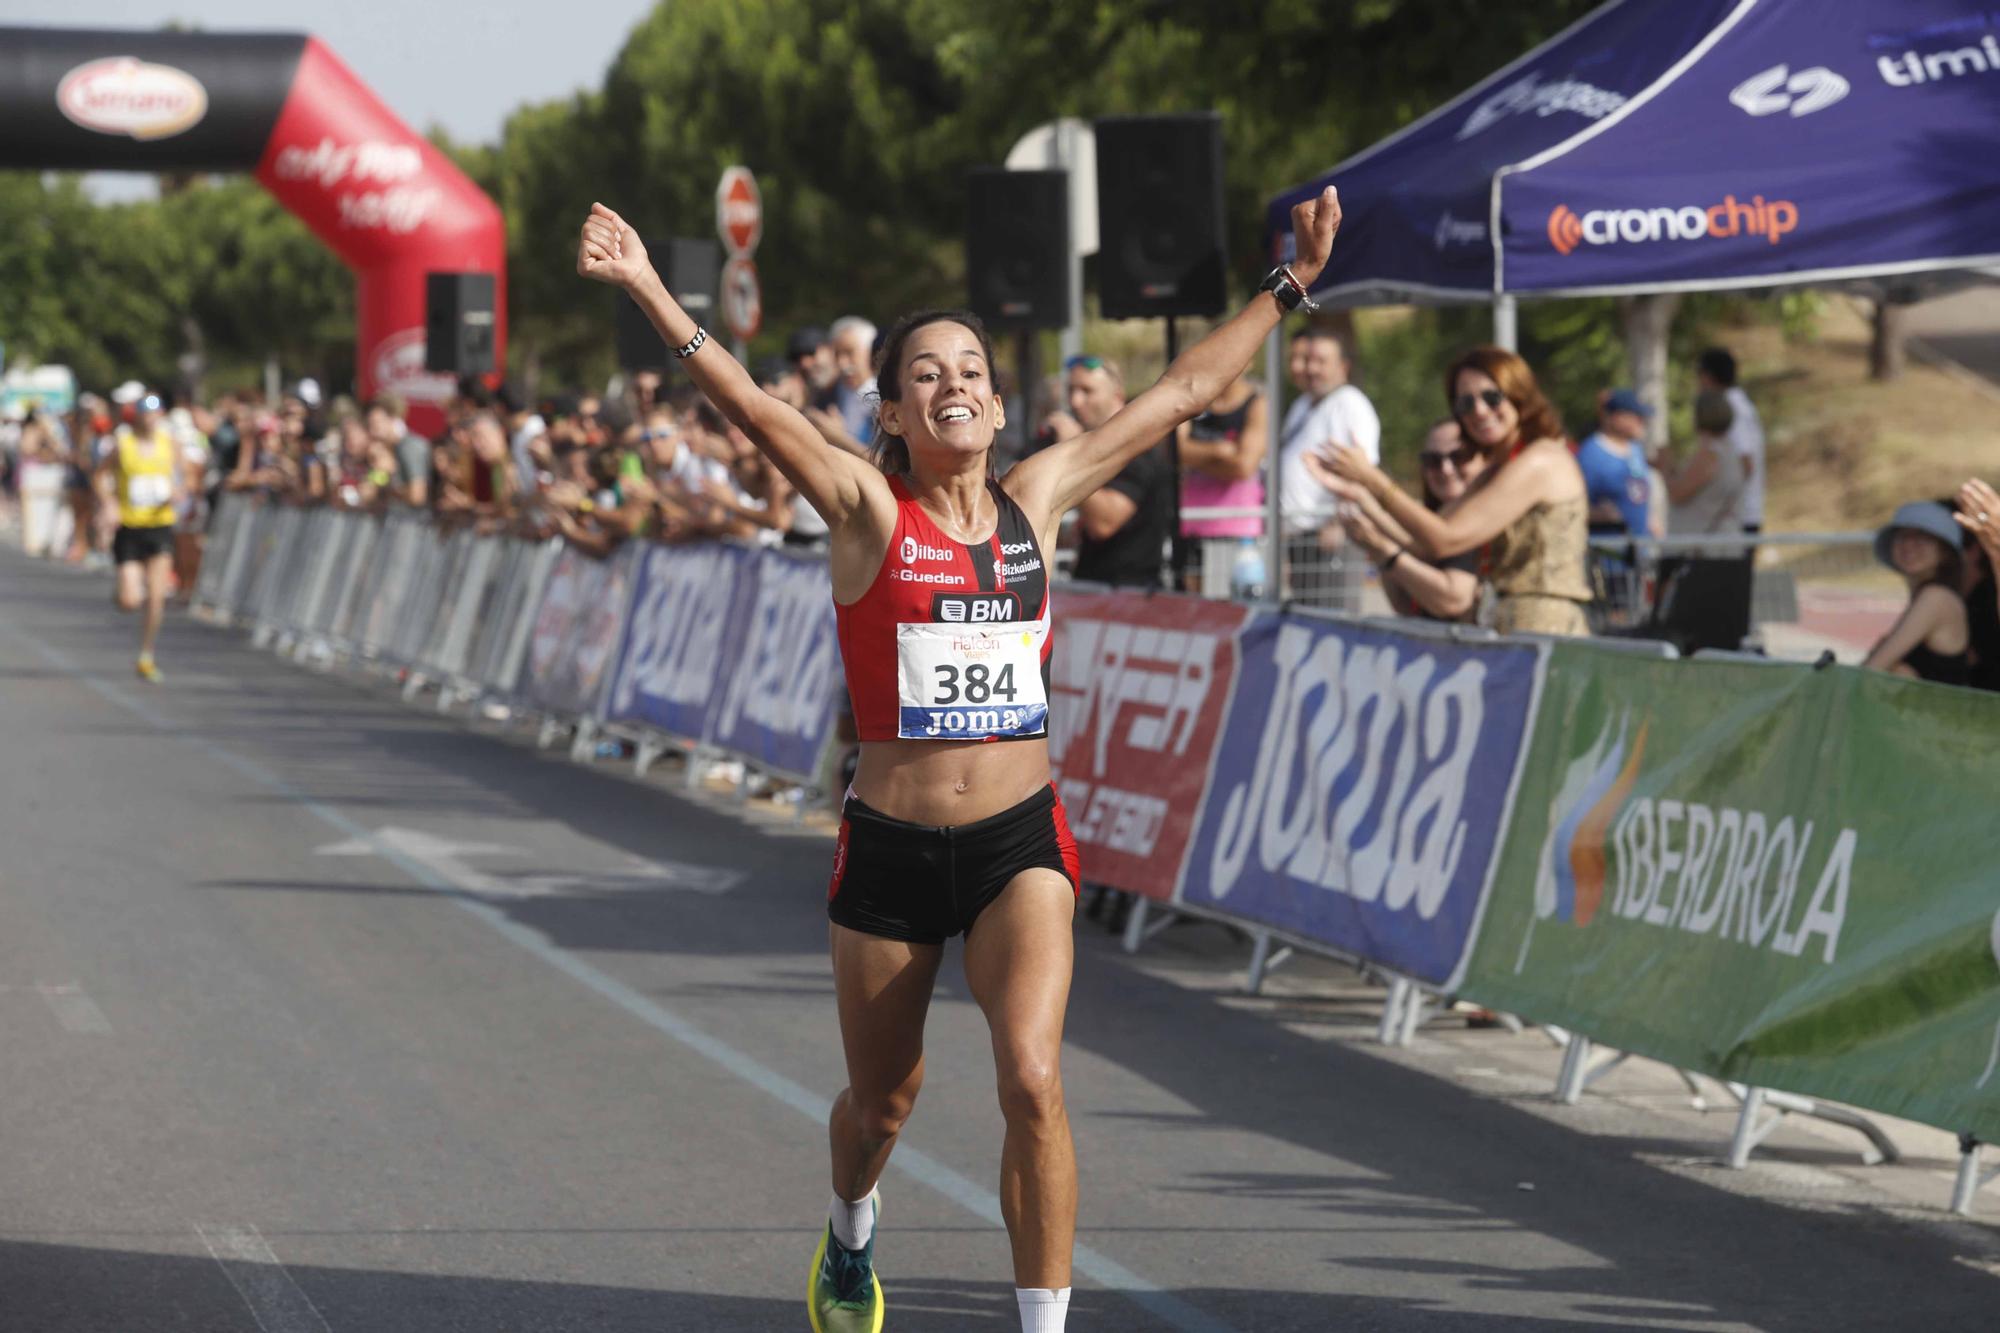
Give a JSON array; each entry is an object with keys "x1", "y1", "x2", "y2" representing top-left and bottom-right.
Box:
[
  {"x1": 1576, "y1": 387, "x2": 1654, "y2": 542},
  {"x1": 1864, "y1": 499, "x2": 1969, "y2": 685}
]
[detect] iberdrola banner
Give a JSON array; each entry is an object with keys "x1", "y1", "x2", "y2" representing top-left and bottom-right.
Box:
[{"x1": 1460, "y1": 644, "x2": 2000, "y2": 1142}]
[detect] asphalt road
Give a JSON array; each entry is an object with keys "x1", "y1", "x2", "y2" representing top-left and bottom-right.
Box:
[{"x1": 0, "y1": 549, "x2": 1992, "y2": 1332}]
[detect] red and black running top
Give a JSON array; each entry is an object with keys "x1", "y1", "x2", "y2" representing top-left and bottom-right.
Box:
[{"x1": 836, "y1": 476, "x2": 1053, "y2": 743}]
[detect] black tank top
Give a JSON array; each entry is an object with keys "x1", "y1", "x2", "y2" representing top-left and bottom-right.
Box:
[
  {"x1": 1901, "y1": 584, "x2": 1971, "y2": 685},
  {"x1": 1903, "y1": 640, "x2": 1970, "y2": 686},
  {"x1": 1189, "y1": 395, "x2": 1253, "y2": 442}
]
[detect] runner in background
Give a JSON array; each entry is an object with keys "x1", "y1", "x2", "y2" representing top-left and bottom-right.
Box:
[
  {"x1": 578, "y1": 184, "x2": 1341, "y2": 1333},
  {"x1": 100, "y1": 392, "x2": 181, "y2": 681}
]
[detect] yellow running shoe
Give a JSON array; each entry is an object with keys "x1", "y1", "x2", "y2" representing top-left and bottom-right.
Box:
[
  {"x1": 807, "y1": 1192, "x2": 883, "y2": 1333},
  {"x1": 135, "y1": 655, "x2": 163, "y2": 683}
]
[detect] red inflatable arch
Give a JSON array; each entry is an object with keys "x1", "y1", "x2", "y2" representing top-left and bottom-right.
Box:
[{"x1": 0, "y1": 26, "x2": 505, "y2": 435}]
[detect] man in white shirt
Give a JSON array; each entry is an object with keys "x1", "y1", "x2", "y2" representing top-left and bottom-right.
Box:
[
  {"x1": 1277, "y1": 327, "x2": 1379, "y2": 611},
  {"x1": 1698, "y1": 347, "x2": 1764, "y2": 533},
  {"x1": 1278, "y1": 328, "x2": 1380, "y2": 535}
]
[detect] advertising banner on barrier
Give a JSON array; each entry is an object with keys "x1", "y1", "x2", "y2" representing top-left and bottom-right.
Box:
[
  {"x1": 524, "y1": 545, "x2": 635, "y2": 717},
  {"x1": 1178, "y1": 613, "x2": 1544, "y2": 987},
  {"x1": 1048, "y1": 589, "x2": 1250, "y2": 901},
  {"x1": 710, "y1": 549, "x2": 844, "y2": 778},
  {"x1": 603, "y1": 542, "x2": 758, "y2": 742},
  {"x1": 1459, "y1": 646, "x2": 2000, "y2": 1141}
]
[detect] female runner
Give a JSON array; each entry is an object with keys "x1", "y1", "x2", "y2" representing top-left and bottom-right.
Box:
[{"x1": 578, "y1": 186, "x2": 1340, "y2": 1333}]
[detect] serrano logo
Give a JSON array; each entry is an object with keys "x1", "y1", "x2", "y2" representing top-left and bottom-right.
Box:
[
  {"x1": 370, "y1": 327, "x2": 458, "y2": 405},
  {"x1": 1520, "y1": 711, "x2": 1857, "y2": 973},
  {"x1": 58, "y1": 57, "x2": 208, "y2": 141},
  {"x1": 1545, "y1": 194, "x2": 1800, "y2": 257}
]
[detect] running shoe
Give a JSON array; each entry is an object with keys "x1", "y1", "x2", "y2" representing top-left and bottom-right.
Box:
[
  {"x1": 807, "y1": 1192, "x2": 883, "y2": 1333},
  {"x1": 135, "y1": 655, "x2": 162, "y2": 684}
]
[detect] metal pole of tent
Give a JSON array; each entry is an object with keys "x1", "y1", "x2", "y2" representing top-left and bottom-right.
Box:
[
  {"x1": 1263, "y1": 326, "x2": 1284, "y2": 600},
  {"x1": 1165, "y1": 316, "x2": 1186, "y2": 587},
  {"x1": 1493, "y1": 293, "x2": 1519, "y2": 352}
]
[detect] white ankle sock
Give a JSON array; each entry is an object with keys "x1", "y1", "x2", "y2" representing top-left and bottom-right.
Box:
[
  {"x1": 1016, "y1": 1286, "x2": 1071, "y2": 1332},
  {"x1": 829, "y1": 1190, "x2": 875, "y2": 1250}
]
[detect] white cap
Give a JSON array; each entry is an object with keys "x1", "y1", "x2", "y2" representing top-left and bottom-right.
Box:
[
  {"x1": 295, "y1": 377, "x2": 322, "y2": 407},
  {"x1": 111, "y1": 380, "x2": 147, "y2": 405}
]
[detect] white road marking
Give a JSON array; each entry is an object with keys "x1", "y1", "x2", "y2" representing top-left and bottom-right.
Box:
[
  {"x1": 195, "y1": 1223, "x2": 332, "y2": 1333},
  {"x1": 37, "y1": 982, "x2": 112, "y2": 1034},
  {"x1": 19, "y1": 631, "x2": 1238, "y2": 1333},
  {"x1": 318, "y1": 826, "x2": 742, "y2": 899}
]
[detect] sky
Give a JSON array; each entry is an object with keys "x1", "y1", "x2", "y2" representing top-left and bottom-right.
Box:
[{"x1": 8, "y1": 0, "x2": 659, "y2": 200}]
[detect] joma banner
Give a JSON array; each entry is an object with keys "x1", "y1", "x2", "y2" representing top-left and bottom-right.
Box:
[
  {"x1": 603, "y1": 542, "x2": 757, "y2": 742},
  {"x1": 712, "y1": 549, "x2": 844, "y2": 778},
  {"x1": 1179, "y1": 613, "x2": 1545, "y2": 986},
  {"x1": 1047, "y1": 589, "x2": 1250, "y2": 901},
  {"x1": 1460, "y1": 645, "x2": 2000, "y2": 1142}
]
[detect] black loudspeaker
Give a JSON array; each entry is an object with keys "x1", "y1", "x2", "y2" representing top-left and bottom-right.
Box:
[
  {"x1": 424, "y1": 272, "x2": 497, "y2": 374},
  {"x1": 1094, "y1": 113, "x2": 1227, "y2": 319},
  {"x1": 618, "y1": 237, "x2": 721, "y2": 370},
  {"x1": 966, "y1": 169, "x2": 1070, "y2": 329}
]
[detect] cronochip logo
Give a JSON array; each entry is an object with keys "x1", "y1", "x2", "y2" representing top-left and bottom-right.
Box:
[
  {"x1": 58, "y1": 57, "x2": 208, "y2": 141},
  {"x1": 1730, "y1": 64, "x2": 1850, "y2": 117},
  {"x1": 1546, "y1": 194, "x2": 1800, "y2": 257}
]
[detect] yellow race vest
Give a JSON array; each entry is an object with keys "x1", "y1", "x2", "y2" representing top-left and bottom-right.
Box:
[{"x1": 115, "y1": 427, "x2": 177, "y2": 529}]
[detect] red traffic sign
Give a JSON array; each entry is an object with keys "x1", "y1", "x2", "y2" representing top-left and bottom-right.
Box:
[
  {"x1": 716, "y1": 166, "x2": 762, "y2": 256},
  {"x1": 721, "y1": 255, "x2": 762, "y2": 340}
]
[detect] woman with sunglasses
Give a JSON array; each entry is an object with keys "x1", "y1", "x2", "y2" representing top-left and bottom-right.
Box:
[
  {"x1": 1320, "y1": 345, "x2": 1591, "y2": 636},
  {"x1": 1321, "y1": 418, "x2": 1488, "y2": 622},
  {"x1": 578, "y1": 188, "x2": 1340, "y2": 1333}
]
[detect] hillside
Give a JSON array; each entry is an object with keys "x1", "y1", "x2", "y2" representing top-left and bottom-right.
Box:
[{"x1": 1737, "y1": 296, "x2": 1999, "y2": 533}]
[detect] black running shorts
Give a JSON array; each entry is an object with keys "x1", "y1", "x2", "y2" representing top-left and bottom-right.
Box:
[
  {"x1": 113, "y1": 525, "x2": 175, "y2": 565},
  {"x1": 827, "y1": 784, "x2": 1082, "y2": 944}
]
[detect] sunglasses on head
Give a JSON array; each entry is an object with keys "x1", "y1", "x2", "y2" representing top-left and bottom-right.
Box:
[
  {"x1": 1453, "y1": 387, "x2": 1507, "y2": 416},
  {"x1": 1064, "y1": 355, "x2": 1105, "y2": 372},
  {"x1": 1421, "y1": 444, "x2": 1480, "y2": 471}
]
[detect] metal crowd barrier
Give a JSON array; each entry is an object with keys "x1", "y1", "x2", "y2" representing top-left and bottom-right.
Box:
[
  {"x1": 194, "y1": 500, "x2": 560, "y2": 720},
  {"x1": 190, "y1": 494, "x2": 1993, "y2": 1219}
]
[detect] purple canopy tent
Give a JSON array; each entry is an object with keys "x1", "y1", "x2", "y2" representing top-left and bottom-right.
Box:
[
  {"x1": 1247, "y1": 0, "x2": 2000, "y2": 528},
  {"x1": 1267, "y1": 0, "x2": 2000, "y2": 321}
]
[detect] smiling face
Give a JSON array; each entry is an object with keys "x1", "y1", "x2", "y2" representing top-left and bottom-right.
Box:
[
  {"x1": 1452, "y1": 367, "x2": 1520, "y2": 450},
  {"x1": 1890, "y1": 528, "x2": 1948, "y2": 583},
  {"x1": 879, "y1": 320, "x2": 1002, "y2": 464}
]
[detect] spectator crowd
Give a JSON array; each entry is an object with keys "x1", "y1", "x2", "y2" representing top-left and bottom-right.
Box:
[{"x1": 3, "y1": 315, "x2": 1995, "y2": 693}]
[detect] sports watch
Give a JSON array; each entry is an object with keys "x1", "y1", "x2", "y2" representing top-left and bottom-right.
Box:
[{"x1": 1259, "y1": 265, "x2": 1320, "y2": 315}]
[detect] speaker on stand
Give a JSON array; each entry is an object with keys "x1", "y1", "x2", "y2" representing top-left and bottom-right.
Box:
[
  {"x1": 1093, "y1": 112, "x2": 1230, "y2": 583},
  {"x1": 617, "y1": 237, "x2": 721, "y2": 372},
  {"x1": 425, "y1": 272, "x2": 498, "y2": 375},
  {"x1": 966, "y1": 168, "x2": 1071, "y2": 457}
]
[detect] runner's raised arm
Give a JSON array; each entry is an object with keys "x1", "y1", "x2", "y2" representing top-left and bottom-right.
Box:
[
  {"x1": 576, "y1": 203, "x2": 881, "y2": 531},
  {"x1": 1009, "y1": 186, "x2": 1340, "y2": 523}
]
